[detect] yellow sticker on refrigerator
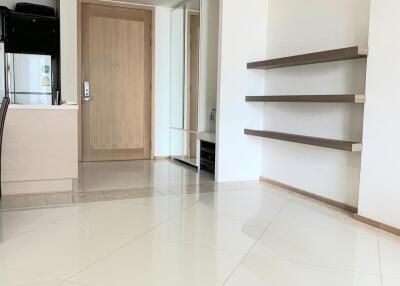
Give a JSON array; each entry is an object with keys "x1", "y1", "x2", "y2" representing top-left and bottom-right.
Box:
[{"x1": 42, "y1": 76, "x2": 50, "y2": 87}]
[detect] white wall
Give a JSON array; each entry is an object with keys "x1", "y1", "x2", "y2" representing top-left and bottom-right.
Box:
[
  {"x1": 198, "y1": 0, "x2": 219, "y2": 132},
  {"x1": 154, "y1": 6, "x2": 171, "y2": 157},
  {"x1": 1, "y1": 0, "x2": 57, "y2": 9},
  {"x1": 216, "y1": 0, "x2": 267, "y2": 182},
  {"x1": 261, "y1": 0, "x2": 370, "y2": 207},
  {"x1": 358, "y1": 0, "x2": 400, "y2": 229},
  {"x1": 59, "y1": 0, "x2": 78, "y2": 104}
]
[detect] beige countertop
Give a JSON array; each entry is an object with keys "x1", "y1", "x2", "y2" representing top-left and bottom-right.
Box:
[{"x1": 9, "y1": 104, "x2": 79, "y2": 110}]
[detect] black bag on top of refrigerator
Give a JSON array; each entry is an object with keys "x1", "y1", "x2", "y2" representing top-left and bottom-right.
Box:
[
  {"x1": 0, "y1": 7, "x2": 9, "y2": 42},
  {"x1": 5, "y1": 9, "x2": 59, "y2": 55},
  {"x1": 15, "y1": 3, "x2": 56, "y2": 17}
]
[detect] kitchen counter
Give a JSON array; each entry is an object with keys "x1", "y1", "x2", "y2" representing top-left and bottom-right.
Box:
[{"x1": 1, "y1": 106, "x2": 78, "y2": 195}]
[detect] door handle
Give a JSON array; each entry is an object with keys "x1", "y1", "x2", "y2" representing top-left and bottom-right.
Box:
[{"x1": 82, "y1": 81, "x2": 93, "y2": 102}]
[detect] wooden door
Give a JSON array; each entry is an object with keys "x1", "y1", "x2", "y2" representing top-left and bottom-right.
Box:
[
  {"x1": 188, "y1": 13, "x2": 200, "y2": 158},
  {"x1": 81, "y1": 3, "x2": 152, "y2": 161}
]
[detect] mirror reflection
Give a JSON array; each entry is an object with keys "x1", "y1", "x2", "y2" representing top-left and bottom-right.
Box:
[{"x1": 170, "y1": 0, "x2": 200, "y2": 167}]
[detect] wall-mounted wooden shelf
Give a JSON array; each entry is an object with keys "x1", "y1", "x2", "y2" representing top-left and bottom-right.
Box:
[
  {"x1": 246, "y1": 94, "x2": 366, "y2": 103},
  {"x1": 247, "y1": 46, "x2": 368, "y2": 70},
  {"x1": 244, "y1": 129, "x2": 362, "y2": 152}
]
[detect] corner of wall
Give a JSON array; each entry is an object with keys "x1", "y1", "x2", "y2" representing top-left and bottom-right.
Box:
[
  {"x1": 216, "y1": 0, "x2": 267, "y2": 182},
  {"x1": 154, "y1": 6, "x2": 172, "y2": 157}
]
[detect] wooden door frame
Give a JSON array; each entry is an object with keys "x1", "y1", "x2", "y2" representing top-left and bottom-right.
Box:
[{"x1": 77, "y1": 0, "x2": 155, "y2": 161}]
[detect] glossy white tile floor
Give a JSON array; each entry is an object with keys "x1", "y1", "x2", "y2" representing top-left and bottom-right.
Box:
[{"x1": 0, "y1": 160, "x2": 399, "y2": 286}]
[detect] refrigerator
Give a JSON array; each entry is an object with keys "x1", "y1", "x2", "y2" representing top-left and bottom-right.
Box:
[{"x1": 5, "y1": 53, "x2": 52, "y2": 105}]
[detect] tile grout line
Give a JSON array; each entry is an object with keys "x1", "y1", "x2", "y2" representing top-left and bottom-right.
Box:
[
  {"x1": 1, "y1": 205, "x2": 97, "y2": 242},
  {"x1": 1, "y1": 191, "x2": 195, "y2": 244},
  {"x1": 246, "y1": 252, "x2": 384, "y2": 278},
  {"x1": 2, "y1": 219, "x2": 60, "y2": 242},
  {"x1": 1, "y1": 183, "x2": 264, "y2": 211},
  {"x1": 1, "y1": 186, "x2": 166, "y2": 211},
  {"x1": 53, "y1": 278, "x2": 89, "y2": 286},
  {"x1": 155, "y1": 238, "x2": 249, "y2": 256},
  {"x1": 222, "y1": 201, "x2": 289, "y2": 286},
  {"x1": 64, "y1": 196, "x2": 201, "y2": 282},
  {"x1": 377, "y1": 233, "x2": 384, "y2": 286}
]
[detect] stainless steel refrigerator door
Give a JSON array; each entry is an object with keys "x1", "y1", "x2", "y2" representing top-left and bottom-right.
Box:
[
  {"x1": 0, "y1": 43, "x2": 4, "y2": 100},
  {"x1": 8, "y1": 53, "x2": 52, "y2": 105}
]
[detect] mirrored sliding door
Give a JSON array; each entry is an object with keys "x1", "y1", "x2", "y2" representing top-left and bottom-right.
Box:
[{"x1": 170, "y1": 0, "x2": 200, "y2": 167}]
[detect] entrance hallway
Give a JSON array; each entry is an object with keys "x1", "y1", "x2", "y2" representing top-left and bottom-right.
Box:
[{"x1": 0, "y1": 160, "x2": 399, "y2": 286}]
